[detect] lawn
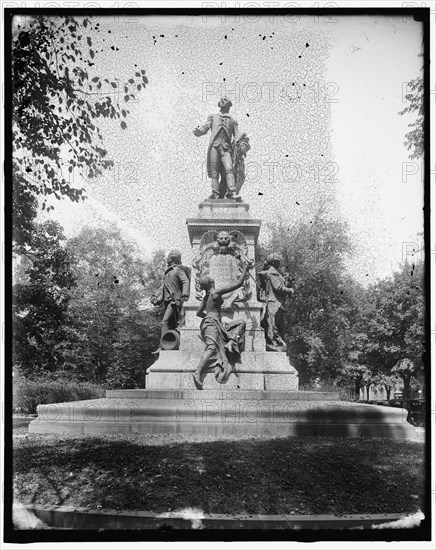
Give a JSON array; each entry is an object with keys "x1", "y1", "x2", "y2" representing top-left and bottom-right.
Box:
[{"x1": 13, "y1": 431, "x2": 425, "y2": 516}]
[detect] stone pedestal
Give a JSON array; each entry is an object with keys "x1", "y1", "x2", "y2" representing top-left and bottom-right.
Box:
[
  {"x1": 184, "y1": 198, "x2": 265, "y2": 350},
  {"x1": 146, "y1": 198, "x2": 299, "y2": 391},
  {"x1": 146, "y1": 351, "x2": 298, "y2": 390}
]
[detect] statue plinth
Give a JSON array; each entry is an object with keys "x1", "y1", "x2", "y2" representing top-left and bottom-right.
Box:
[{"x1": 146, "y1": 199, "x2": 299, "y2": 391}]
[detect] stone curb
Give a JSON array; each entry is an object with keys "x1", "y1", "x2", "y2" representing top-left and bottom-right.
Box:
[{"x1": 17, "y1": 504, "x2": 416, "y2": 530}]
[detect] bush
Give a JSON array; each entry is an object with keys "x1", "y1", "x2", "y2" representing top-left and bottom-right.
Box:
[
  {"x1": 105, "y1": 359, "x2": 144, "y2": 390},
  {"x1": 13, "y1": 373, "x2": 105, "y2": 415}
]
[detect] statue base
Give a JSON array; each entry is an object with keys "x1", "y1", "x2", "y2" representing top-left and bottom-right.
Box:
[
  {"x1": 145, "y1": 350, "x2": 299, "y2": 391},
  {"x1": 28, "y1": 389, "x2": 416, "y2": 440}
]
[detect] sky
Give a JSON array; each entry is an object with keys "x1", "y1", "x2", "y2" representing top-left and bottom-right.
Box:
[{"x1": 35, "y1": 13, "x2": 424, "y2": 285}]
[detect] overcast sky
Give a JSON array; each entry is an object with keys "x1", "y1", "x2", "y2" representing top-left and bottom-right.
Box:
[{"x1": 36, "y1": 13, "x2": 424, "y2": 285}]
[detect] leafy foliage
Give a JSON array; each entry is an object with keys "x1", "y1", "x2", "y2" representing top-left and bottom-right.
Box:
[
  {"x1": 371, "y1": 373, "x2": 401, "y2": 402},
  {"x1": 13, "y1": 221, "x2": 163, "y2": 389},
  {"x1": 335, "y1": 364, "x2": 372, "y2": 401},
  {"x1": 64, "y1": 225, "x2": 161, "y2": 386},
  {"x1": 339, "y1": 259, "x2": 425, "y2": 402},
  {"x1": 258, "y1": 212, "x2": 425, "y2": 401},
  {"x1": 399, "y1": 76, "x2": 424, "y2": 160},
  {"x1": 259, "y1": 210, "x2": 358, "y2": 385},
  {"x1": 13, "y1": 372, "x2": 104, "y2": 414},
  {"x1": 13, "y1": 220, "x2": 77, "y2": 376},
  {"x1": 363, "y1": 261, "x2": 424, "y2": 367},
  {"x1": 11, "y1": 15, "x2": 148, "y2": 249},
  {"x1": 12, "y1": 170, "x2": 39, "y2": 254}
]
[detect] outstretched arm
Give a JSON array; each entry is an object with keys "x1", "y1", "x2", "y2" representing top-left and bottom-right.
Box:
[
  {"x1": 193, "y1": 115, "x2": 213, "y2": 137},
  {"x1": 216, "y1": 263, "x2": 249, "y2": 296}
]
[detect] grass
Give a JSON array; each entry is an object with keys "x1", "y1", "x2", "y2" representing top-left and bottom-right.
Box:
[{"x1": 13, "y1": 431, "x2": 425, "y2": 516}]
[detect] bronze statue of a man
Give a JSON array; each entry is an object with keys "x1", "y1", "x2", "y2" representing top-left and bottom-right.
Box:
[
  {"x1": 151, "y1": 249, "x2": 190, "y2": 350},
  {"x1": 258, "y1": 253, "x2": 294, "y2": 352},
  {"x1": 193, "y1": 97, "x2": 250, "y2": 200}
]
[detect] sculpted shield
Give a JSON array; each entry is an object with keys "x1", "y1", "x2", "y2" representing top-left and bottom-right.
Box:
[{"x1": 193, "y1": 230, "x2": 253, "y2": 311}]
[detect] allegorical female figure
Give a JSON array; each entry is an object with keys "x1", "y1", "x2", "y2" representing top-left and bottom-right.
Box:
[{"x1": 193, "y1": 263, "x2": 249, "y2": 389}]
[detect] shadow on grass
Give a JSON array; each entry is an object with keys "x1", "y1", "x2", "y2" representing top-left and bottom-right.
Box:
[{"x1": 13, "y1": 433, "x2": 425, "y2": 517}]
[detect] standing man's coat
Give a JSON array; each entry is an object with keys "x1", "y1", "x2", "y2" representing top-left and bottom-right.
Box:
[{"x1": 194, "y1": 112, "x2": 239, "y2": 178}]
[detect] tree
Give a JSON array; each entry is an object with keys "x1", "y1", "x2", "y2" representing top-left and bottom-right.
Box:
[
  {"x1": 258, "y1": 209, "x2": 360, "y2": 385},
  {"x1": 399, "y1": 74, "x2": 423, "y2": 160},
  {"x1": 11, "y1": 15, "x2": 148, "y2": 251},
  {"x1": 392, "y1": 359, "x2": 418, "y2": 409},
  {"x1": 356, "y1": 259, "x2": 425, "y2": 406},
  {"x1": 371, "y1": 373, "x2": 401, "y2": 402},
  {"x1": 12, "y1": 170, "x2": 39, "y2": 253},
  {"x1": 65, "y1": 226, "x2": 162, "y2": 386},
  {"x1": 13, "y1": 220, "x2": 76, "y2": 376},
  {"x1": 335, "y1": 364, "x2": 372, "y2": 401}
]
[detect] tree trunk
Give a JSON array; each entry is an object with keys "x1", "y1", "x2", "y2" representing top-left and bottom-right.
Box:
[
  {"x1": 402, "y1": 376, "x2": 411, "y2": 409},
  {"x1": 355, "y1": 379, "x2": 361, "y2": 400},
  {"x1": 385, "y1": 385, "x2": 391, "y2": 402},
  {"x1": 366, "y1": 385, "x2": 370, "y2": 402}
]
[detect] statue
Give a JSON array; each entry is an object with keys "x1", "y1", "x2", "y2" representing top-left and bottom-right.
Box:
[
  {"x1": 192, "y1": 263, "x2": 249, "y2": 389},
  {"x1": 193, "y1": 97, "x2": 250, "y2": 200},
  {"x1": 258, "y1": 253, "x2": 294, "y2": 352},
  {"x1": 151, "y1": 249, "x2": 190, "y2": 351}
]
